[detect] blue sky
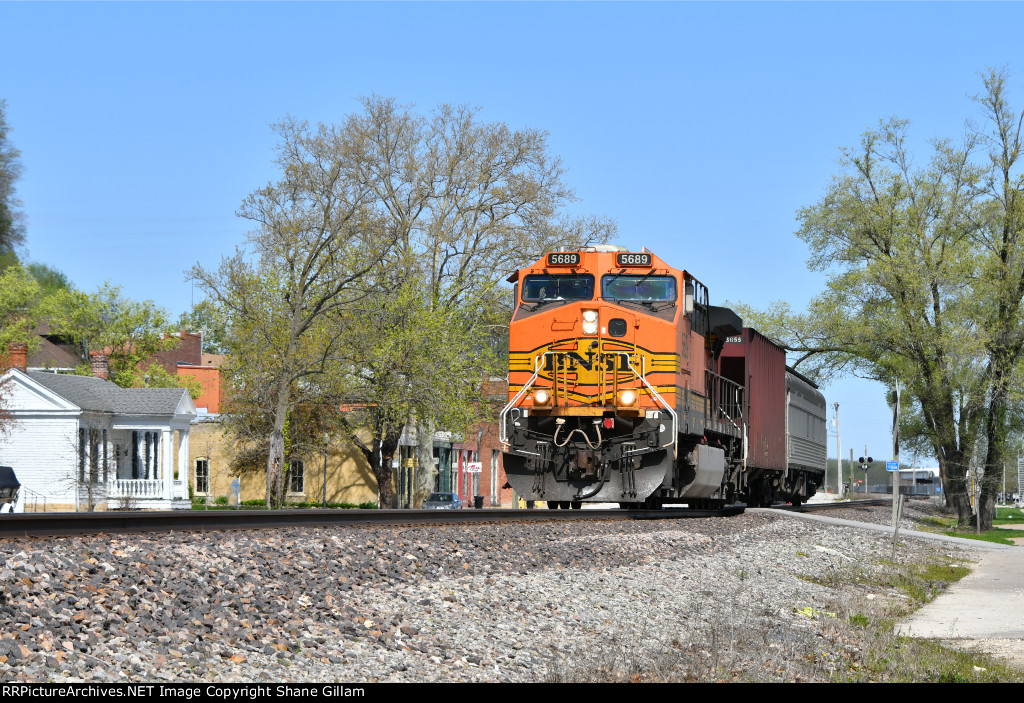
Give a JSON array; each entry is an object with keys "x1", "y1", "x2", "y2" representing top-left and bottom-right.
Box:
[{"x1": 4, "y1": 1, "x2": 1024, "y2": 477}]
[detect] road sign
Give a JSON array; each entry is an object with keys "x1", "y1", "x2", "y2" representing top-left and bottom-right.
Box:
[{"x1": 886, "y1": 461, "x2": 899, "y2": 472}]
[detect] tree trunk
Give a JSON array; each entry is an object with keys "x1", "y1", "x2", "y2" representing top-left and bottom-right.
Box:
[
  {"x1": 980, "y1": 374, "x2": 1011, "y2": 531},
  {"x1": 943, "y1": 452, "x2": 974, "y2": 527},
  {"x1": 266, "y1": 383, "x2": 290, "y2": 509},
  {"x1": 267, "y1": 429, "x2": 284, "y2": 509},
  {"x1": 414, "y1": 417, "x2": 437, "y2": 508}
]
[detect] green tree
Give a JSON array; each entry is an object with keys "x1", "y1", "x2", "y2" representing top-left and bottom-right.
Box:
[
  {"x1": 331, "y1": 266, "x2": 505, "y2": 508},
  {"x1": 198, "y1": 100, "x2": 614, "y2": 508},
  {"x1": 340, "y1": 97, "x2": 614, "y2": 504},
  {"x1": 740, "y1": 70, "x2": 1024, "y2": 529},
  {"x1": 0, "y1": 265, "x2": 41, "y2": 440},
  {"x1": 26, "y1": 262, "x2": 72, "y2": 297},
  {"x1": 970, "y1": 69, "x2": 1024, "y2": 528},
  {"x1": 191, "y1": 117, "x2": 391, "y2": 508},
  {"x1": 0, "y1": 99, "x2": 25, "y2": 255},
  {"x1": 48, "y1": 283, "x2": 179, "y2": 388},
  {"x1": 0, "y1": 264, "x2": 43, "y2": 356}
]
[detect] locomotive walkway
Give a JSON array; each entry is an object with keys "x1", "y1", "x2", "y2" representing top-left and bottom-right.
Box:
[{"x1": 758, "y1": 503, "x2": 1024, "y2": 669}]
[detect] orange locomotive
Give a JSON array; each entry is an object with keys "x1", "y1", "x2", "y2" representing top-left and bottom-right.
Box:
[
  {"x1": 501, "y1": 245, "x2": 746, "y2": 508},
  {"x1": 500, "y1": 245, "x2": 825, "y2": 509}
]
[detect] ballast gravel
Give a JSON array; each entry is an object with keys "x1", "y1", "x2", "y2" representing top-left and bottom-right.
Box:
[{"x1": 0, "y1": 504, "x2": 981, "y2": 682}]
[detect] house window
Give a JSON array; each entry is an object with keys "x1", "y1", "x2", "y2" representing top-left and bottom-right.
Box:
[
  {"x1": 195, "y1": 459, "x2": 210, "y2": 494},
  {"x1": 289, "y1": 458, "x2": 304, "y2": 494}
]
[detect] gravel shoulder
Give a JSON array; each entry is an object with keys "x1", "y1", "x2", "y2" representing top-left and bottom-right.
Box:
[{"x1": 0, "y1": 500, "x2": 1014, "y2": 682}]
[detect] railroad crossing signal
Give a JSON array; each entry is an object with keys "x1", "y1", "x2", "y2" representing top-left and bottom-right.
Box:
[{"x1": 859, "y1": 456, "x2": 873, "y2": 471}]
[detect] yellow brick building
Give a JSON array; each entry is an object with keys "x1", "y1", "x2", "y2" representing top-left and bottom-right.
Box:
[{"x1": 187, "y1": 418, "x2": 379, "y2": 506}]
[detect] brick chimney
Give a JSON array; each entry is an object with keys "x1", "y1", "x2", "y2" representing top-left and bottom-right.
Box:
[
  {"x1": 90, "y1": 353, "x2": 109, "y2": 380},
  {"x1": 7, "y1": 343, "x2": 27, "y2": 373}
]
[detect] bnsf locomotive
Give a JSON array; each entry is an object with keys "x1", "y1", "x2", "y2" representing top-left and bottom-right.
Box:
[{"x1": 500, "y1": 245, "x2": 827, "y2": 509}]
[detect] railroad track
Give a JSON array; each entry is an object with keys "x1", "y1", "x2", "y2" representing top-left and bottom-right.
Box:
[
  {"x1": 0, "y1": 498, "x2": 900, "y2": 539},
  {"x1": 779, "y1": 498, "x2": 891, "y2": 512},
  {"x1": 0, "y1": 504, "x2": 746, "y2": 539}
]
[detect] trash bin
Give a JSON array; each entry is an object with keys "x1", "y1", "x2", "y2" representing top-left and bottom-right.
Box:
[{"x1": 473, "y1": 495, "x2": 484, "y2": 509}]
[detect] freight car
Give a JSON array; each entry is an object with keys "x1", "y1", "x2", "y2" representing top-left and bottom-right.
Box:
[{"x1": 499, "y1": 245, "x2": 826, "y2": 509}]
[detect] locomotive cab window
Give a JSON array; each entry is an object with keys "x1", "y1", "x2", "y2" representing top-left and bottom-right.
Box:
[
  {"x1": 602, "y1": 274, "x2": 677, "y2": 302},
  {"x1": 522, "y1": 274, "x2": 595, "y2": 302}
]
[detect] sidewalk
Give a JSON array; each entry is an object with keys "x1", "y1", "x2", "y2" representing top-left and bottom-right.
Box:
[
  {"x1": 766, "y1": 507, "x2": 1024, "y2": 670},
  {"x1": 896, "y1": 548, "x2": 1024, "y2": 669}
]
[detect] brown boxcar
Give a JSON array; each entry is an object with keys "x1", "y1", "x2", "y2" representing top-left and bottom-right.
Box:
[{"x1": 719, "y1": 328, "x2": 787, "y2": 472}]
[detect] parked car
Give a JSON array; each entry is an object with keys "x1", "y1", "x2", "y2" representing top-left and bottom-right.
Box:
[
  {"x1": 423, "y1": 492, "x2": 462, "y2": 510},
  {"x1": 0, "y1": 466, "x2": 21, "y2": 513}
]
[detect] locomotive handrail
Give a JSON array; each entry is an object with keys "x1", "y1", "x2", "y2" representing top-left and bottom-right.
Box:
[
  {"x1": 624, "y1": 354, "x2": 678, "y2": 455},
  {"x1": 705, "y1": 370, "x2": 744, "y2": 429},
  {"x1": 499, "y1": 353, "x2": 547, "y2": 447}
]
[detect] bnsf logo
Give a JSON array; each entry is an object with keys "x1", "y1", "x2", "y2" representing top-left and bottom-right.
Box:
[{"x1": 543, "y1": 352, "x2": 630, "y2": 372}]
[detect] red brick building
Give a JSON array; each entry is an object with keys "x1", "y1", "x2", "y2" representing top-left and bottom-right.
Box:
[
  {"x1": 151, "y1": 331, "x2": 202, "y2": 373},
  {"x1": 450, "y1": 379, "x2": 517, "y2": 507}
]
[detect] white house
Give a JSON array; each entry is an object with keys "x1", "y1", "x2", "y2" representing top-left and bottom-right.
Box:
[{"x1": 0, "y1": 364, "x2": 197, "y2": 512}]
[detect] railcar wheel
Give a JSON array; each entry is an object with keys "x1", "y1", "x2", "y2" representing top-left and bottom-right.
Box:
[
  {"x1": 570, "y1": 501, "x2": 582, "y2": 510},
  {"x1": 546, "y1": 502, "x2": 559, "y2": 510}
]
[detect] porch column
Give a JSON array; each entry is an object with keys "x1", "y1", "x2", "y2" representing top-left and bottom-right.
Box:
[
  {"x1": 177, "y1": 429, "x2": 190, "y2": 499},
  {"x1": 162, "y1": 430, "x2": 173, "y2": 499},
  {"x1": 135, "y1": 432, "x2": 144, "y2": 480}
]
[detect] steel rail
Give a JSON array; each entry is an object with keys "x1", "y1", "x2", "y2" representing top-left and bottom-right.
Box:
[
  {"x1": 0, "y1": 505, "x2": 745, "y2": 539},
  {"x1": 773, "y1": 499, "x2": 891, "y2": 513}
]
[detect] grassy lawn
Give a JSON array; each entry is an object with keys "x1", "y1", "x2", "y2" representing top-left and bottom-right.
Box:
[
  {"x1": 913, "y1": 510, "x2": 1024, "y2": 546},
  {"x1": 825, "y1": 558, "x2": 1021, "y2": 682},
  {"x1": 996, "y1": 506, "x2": 1024, "y2": 523}
]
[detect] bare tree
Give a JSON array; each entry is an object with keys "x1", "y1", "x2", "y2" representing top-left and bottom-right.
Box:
[
  {"x1": 340, "y1": 98, "x2": 615, "y2": 505},
  {"x1": 191, "y1": 117, "x2": 395, "y2": 508}
]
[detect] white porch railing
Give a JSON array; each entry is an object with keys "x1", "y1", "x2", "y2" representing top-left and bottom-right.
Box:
[
  {"x1": 108, "y1": 479, "x2": 165, "y2": 499},
  {"x1": 172, "y1": 480, "x2": 187, "y2": 499}
]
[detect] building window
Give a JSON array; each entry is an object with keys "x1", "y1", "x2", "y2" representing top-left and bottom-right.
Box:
[
  {"x1": 289, "y1": 458, "x2": 304, "y2": 494},
  {"x1": 195, "y1": 459, "x2": 209, "y2": 494}
]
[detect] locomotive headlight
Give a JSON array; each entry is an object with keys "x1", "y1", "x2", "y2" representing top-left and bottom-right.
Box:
[
  {"x1": 618, "y1": 389, "x2": 637, "y2": 406},
  {"x1": 533, "y1": 389, "x2": 551, "y2": 405},
  {"x1": 582, "y1": 309, "x2": 599, "y2": 335}
]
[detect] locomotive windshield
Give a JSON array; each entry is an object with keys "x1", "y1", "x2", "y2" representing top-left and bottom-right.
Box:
[
  {"x1": 522, "y1": 274, "x2": 595, "y2": 302},
  {"x1": 602, "y1": 274, "x2": 677, "y2": 302}
]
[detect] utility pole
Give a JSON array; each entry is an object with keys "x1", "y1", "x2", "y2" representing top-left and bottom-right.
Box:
[
  {"x1": 834, "y1": 402, "x2": 841, "y2": 496},
  {"x1": 892, "y1": 381, "x2": 900, "y2": 529}
]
